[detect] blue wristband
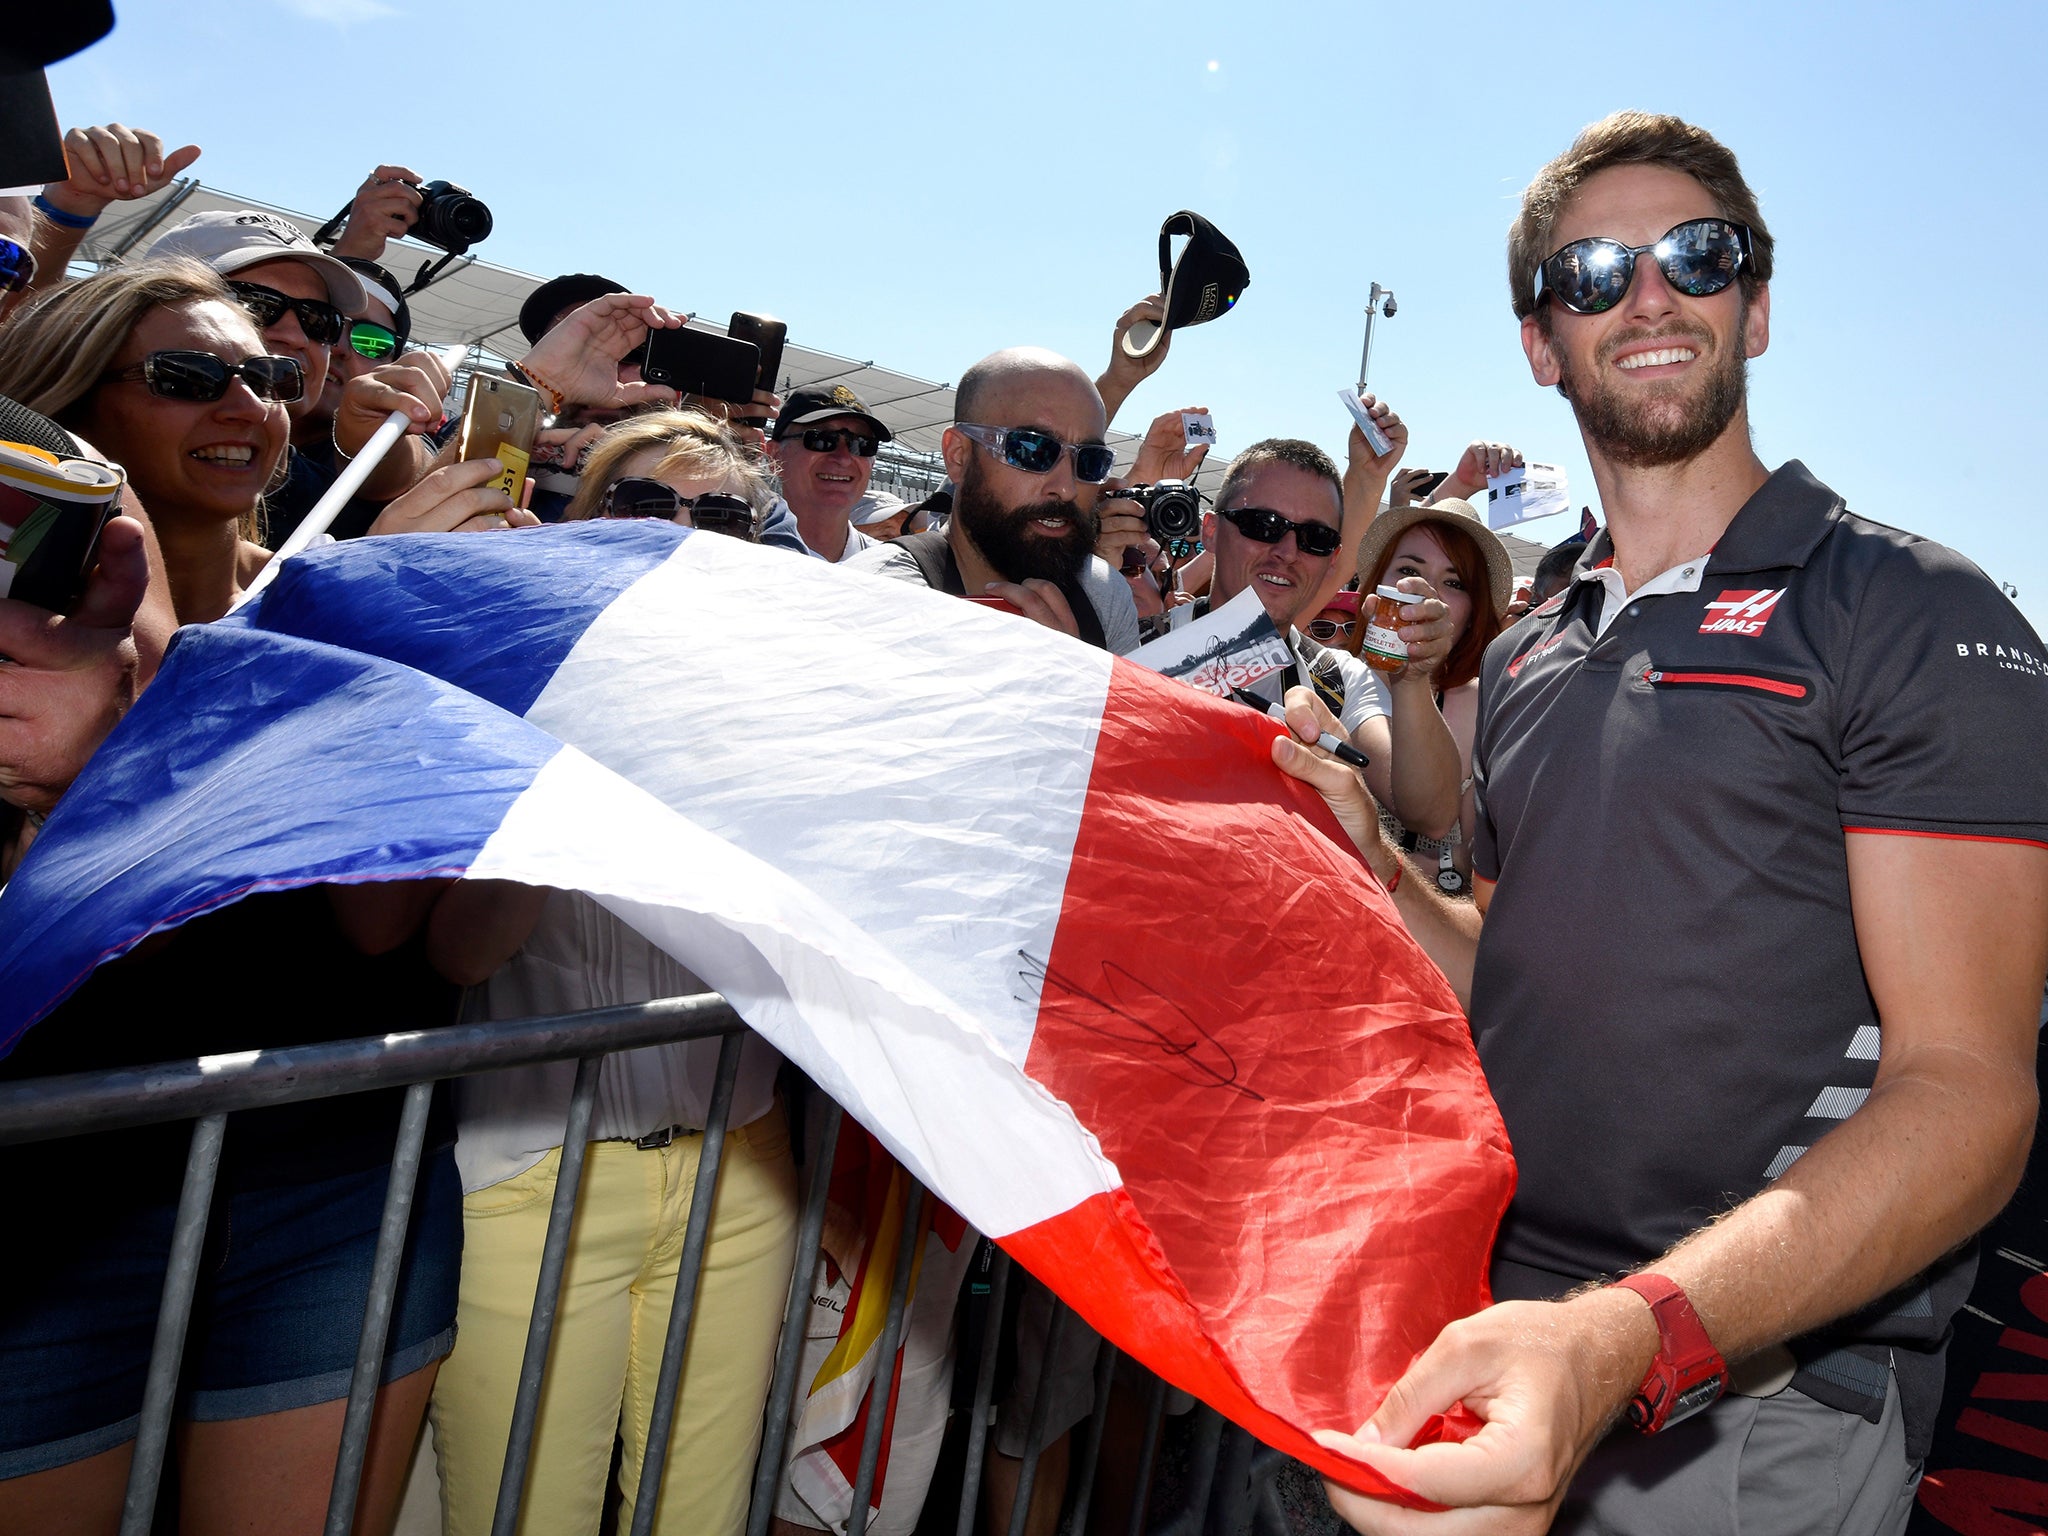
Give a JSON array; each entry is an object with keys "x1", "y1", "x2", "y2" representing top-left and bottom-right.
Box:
[{"x1": 32, "y1": 194, "x2": 98, "y2": 231}]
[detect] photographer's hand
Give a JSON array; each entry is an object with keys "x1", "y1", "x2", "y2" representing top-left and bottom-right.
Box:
[
  {"x1": 367, "y1": 458, "x2": 539, "y2": 536},
  {"x1": 521, "y1": 293, "x2": 684, "y2": 412},
  {"x1": 1091, "y1": 474, "x2": 1150, "y2": 572},
  {"x1": 1096, "y1": 292, "x2": 1170, "y2": 427},
  {"x1": 1129, "y1": 405, "x2": 1212, "y2": 487},
  {"x1": 0, "y1": 515, "x2": 149, "y2": 820},
  {"x1": 32, "y1": 124, "x2": 201, "y2": 286},
  {"x1": 330, "y1": 165, "x2": 424, "y2": 261},
  {"x1": 1441, "y1": 441, "x2": 1523, "y2": 503}
]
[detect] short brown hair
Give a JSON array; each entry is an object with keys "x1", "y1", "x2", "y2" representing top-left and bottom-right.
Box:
[
  {"x1": 1214, "y1": 437, "x2": 1341, "y2": 517},
  {"x1": 1508, "y1": 112, "x2": 1774, "y2": 322}
]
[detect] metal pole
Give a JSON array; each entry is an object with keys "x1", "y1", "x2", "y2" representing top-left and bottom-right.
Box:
[
  {"x1": 627, "y1": 1033, "x2": 745, "y2": 1536},
  {"x1": 846, "y1": 1179, "x2": 926, "y2": 1535},
  {"x1": 951, "y1": 1247, "x2": 1013, "y2": 1536},
  {"x1": 323, "y1": 1080, "x2": 435, "y2": 1536},
  {"x1": 489, "y1": 1054, "x2": 605, "y2": 1536},
  {"x1": 1005, "y1": 1298, "x2": 1071, "y2": 1536},
  {"x1": 744, "y1": 1097, "x2": 845, "y2": 1536},
  {"x1": 1064, "y1": 1340, "x2": 1120, "y2": 1534},
  {"x1": 118, "y1": 1113, "x2": 226, "y2": 1536},
  {"x1": 1122, "y1": 1373, "x2": 1168, "y2": 1536}
]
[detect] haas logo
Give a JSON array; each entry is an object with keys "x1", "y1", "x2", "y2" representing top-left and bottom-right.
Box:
[{"x1": 1699, "y1": 589, "x2": 1786, "y2": 637}]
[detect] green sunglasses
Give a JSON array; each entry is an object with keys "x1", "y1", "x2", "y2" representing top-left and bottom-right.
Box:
[{"x1": 346, "y1": 320, "x2": 407, "y2": 362}]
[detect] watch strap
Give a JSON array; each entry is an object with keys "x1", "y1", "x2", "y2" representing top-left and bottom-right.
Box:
[{"x1": 1612, "y1": 1273, "x2": 1728, "y2": 1433}]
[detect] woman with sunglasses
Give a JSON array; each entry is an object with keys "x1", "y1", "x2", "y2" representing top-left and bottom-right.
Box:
[
  {"x1": 562, "y1": 407, "x2": 770, "y2": 538},
  {"x1": 0, "y1": 260, "x2": 484, "y2": 1536},
  {"x1": 1352, "y1": 498, "x2": 1513, "y2": 897}
]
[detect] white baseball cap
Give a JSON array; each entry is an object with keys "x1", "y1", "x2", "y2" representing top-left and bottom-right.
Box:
[{"x1": 146, "y1": 210, "x2": 369, "y2": 317}]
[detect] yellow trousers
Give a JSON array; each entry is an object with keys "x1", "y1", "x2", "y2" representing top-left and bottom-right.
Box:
[{"x1": 431, "y1": 1109, "x2": 798, "y2": 1536}]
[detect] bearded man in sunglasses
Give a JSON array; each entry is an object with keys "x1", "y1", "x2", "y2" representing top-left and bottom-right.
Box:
[
  {"x1": 848, "y1": 347, "x2": 1142, "y2": 654},
  {"x1": 1283, "y1": 112, "x2": 2048, "y2": 1536}
]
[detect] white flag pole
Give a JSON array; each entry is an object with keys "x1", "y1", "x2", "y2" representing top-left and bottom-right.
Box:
[{"x1": 233, "y1": 344, "x2": 469, "y2": 611}]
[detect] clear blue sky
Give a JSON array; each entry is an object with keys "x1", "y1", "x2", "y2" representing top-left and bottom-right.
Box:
[{"x1": 50, "y1": 0, "x2": 2048, "y2": 626}]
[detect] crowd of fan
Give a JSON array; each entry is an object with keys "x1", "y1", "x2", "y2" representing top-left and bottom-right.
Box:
[{"x1": 0, "y1": 124, "x2": 1587, "y2": 1536}]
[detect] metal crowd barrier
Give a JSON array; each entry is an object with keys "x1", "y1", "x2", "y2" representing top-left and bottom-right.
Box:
[{"x1": 0, "y1": 994, "x2": 1300, "y2": 1536}]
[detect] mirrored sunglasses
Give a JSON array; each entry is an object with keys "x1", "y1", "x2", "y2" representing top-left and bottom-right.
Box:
[
  {"x1": 1534, "y1": 217, "x2": 1752, "y2": 316},
  {"x1": 956, "y1": 423, "x2": 1115, "y2": 485}
]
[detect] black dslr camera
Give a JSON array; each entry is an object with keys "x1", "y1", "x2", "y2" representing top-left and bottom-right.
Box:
[
  {"x1": 1102, "y1": 479, "x2": 1203, "y2": 545},
  {"x1": 411, "y1": 180, "x2": 493, "y2": 254}
]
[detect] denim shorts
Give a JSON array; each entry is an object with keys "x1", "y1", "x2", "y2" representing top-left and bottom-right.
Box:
[{"x1": 0, "y1": 1143, "x2": 462, "y2": 1478}]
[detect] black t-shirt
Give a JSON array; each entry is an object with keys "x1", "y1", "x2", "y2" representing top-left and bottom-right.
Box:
[
  {"x1": 1470, "y1": 462, "x2": 2048, "y2": 1441},
  {"x1": 2, "y1": 885, "x2": 460, "y2": 1199}
]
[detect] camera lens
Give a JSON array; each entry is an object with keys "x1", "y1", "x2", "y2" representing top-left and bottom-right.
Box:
[
  {"x1": 414, "y1": 181, "x2": 494, "y2": 254},
  {"x1": 1143, "y1": 481, "x2": 1202, "y2": 544}
]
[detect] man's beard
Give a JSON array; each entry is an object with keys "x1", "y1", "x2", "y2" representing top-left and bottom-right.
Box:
[
  {"x1": 1557, "y1": 312, "x2": 1749, "y2": 468},
  {"x1": 953, "y1": 458, "x2": 1098, "y2": 584}
]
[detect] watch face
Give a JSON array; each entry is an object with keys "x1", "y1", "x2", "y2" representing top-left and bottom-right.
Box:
[{"x1": 1666, "y1": 1374, "x2": 1728, "y2": 1428}]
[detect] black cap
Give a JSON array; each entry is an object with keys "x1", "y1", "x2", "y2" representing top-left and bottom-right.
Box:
[
  {"x1": 518, "y1": 273, "x2": 628, "y2": 345},
  {"x1": 770, "y1": 384, "x2": 892, "y2": 443}
]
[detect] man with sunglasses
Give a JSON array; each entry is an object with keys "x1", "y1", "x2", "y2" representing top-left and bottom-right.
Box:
[
  {"x1": 1292, "y1": 113, "x2": 2048, "y2": 1536},
  {"x1": 848, "y1": 347, "x2": 1141, "y2": 653},
  {"x1": 1176, "y1": 438, "x2": 1463, "y2": 839},
  {"x1": 766, "y1": 385, "x2": 894, "y2": 562}
]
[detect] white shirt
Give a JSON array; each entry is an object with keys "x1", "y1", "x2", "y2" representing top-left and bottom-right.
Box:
[{"x1": 1579, "y1": 554, "x2": 1711, "y2": 636}]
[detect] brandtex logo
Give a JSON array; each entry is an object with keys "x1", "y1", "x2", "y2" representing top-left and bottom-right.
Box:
[{"x1": 1699, "y1": 589, "x2": 1786, "y2": 637}]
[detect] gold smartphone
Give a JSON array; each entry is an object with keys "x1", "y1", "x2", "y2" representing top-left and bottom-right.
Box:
[{"x1": 456, "y1": 373, "x2": 541, "y2": 502}]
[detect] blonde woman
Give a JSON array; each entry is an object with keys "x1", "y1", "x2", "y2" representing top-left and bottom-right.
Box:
[{"x1": 426, "y1": 407, "x2": 798, "y2": 1536}]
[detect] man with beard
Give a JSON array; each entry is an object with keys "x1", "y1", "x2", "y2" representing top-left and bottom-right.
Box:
[
  {"x1": 1282, "y1": 112, "x2": 2048, "y2": 1536},
  {"x1": 847, "y1": 347, "x2": 1140, "y2": 654}
]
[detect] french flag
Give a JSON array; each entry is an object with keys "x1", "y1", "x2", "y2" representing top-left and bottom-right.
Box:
[{"x1": 0, "y1": 523, "x2": 1513, "y2": 1499}]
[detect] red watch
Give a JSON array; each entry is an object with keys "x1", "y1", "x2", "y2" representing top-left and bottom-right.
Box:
[{"x1": 1610, "y1": 1274, "x2": 1727, "y2": 1433}]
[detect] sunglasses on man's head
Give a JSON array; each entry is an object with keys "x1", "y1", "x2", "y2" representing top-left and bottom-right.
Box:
[
  {"x1": 0, "y1": 237, "x2": 35, "y2": 294},
  {"x1": 955, "y1": 423, "x2": 1116, "y2": 485},
  {"x1": 99, "y1": 350, "x2": 306, "y2": 404},
  {"x1": 796, "y1": 427, "x2": 878, "y2": 457},
  {"x1": 1219, "y1": 504, "x2": 1342, "y2": 558},
  {"x1": 228, "y1": 280, "x2": 347, "y2": 346},
  {"x1": 346, "y1": 320, "x2": 406, "y2": 362},
  {"x1": 600, "y1": 478, "x2": 758, "y2": 539},
  {"x1": 1533, "y1": 217, "x2": 1753, "y2": 316}
]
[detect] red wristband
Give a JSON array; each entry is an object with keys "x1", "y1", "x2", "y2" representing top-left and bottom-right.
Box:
[{"x1": 1610, "y1": 1274, "x2": 1727, "y2": 1433}]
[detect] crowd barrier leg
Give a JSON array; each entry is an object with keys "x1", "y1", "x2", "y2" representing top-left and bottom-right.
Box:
[
  {"x1": 951, "y1": 1247, "x2": 1013, "y2": 1536},
  {"x1": 488, "y1": 1052, "x2": 605, "y2": 1536},
  {"x1": 847, "y1": 1179, "x2": 926, "y2": 1531},
  {"x1": 626, "y1": 1031, "x2": 745, "y2": 1536},
  {"x1": 744, "y1": 1095, "x2": 845, "y2": 1536},
  {"x1": 1005, "y1": 1299, "x2": 1070, "y2": 1536},
  {"x1": 1064, "y1": 1338, "x2": 1120, "y2": 1533},
  {"x1": 324, "y1": 1078, "x2": 435, "y2": 1536},
  {"x1": 118, "y1": 1111, "x2": 227, "y2": 1536},
  {"x1": 1123, "y1": 1372, "x2": 1168, "y2": 1536}
]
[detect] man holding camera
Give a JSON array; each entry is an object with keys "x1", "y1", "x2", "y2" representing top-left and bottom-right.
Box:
[
  {"x1": 847, "y1": 347, "x2": 1140, "y2": 654},
  {"x1": 1285, "y1": 112, "x2": 2048, "y2": 1536}
]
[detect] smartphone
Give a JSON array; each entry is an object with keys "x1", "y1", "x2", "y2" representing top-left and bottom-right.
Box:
[
  {"x1": 0, "y1": 443, "x2": 124, "y2": 616},
  {"x1": 727, "y1": 312, "x2": 786, "y2": 394},
  {"x1": 457, "y1": 373, "x2": 541, "y2": 502},
  {"x1": 1408, "y1": 469, "x2": 1450, "y2": 500},
  {"x1": 639, "y1": 327, "x2": 760, "y2": 405}
]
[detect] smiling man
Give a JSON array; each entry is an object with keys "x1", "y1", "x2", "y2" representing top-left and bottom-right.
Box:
[
  {"x1": 848, "y1": 348, "x2": 1141, "y2": 653},
  {"x1": 767, "y1": 385, "x2": 894, "y2": 563},
  {"x1": 1280, "y1": 112, "x2": 2048, "y2": 1536}
]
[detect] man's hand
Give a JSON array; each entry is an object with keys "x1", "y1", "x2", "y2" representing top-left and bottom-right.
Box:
[
  {"x1": 1096, "y1": 292, "x2": 1170, "y2": 426},
  {"x1": 0, "y1": 515, "x2": 149, "y2": 818},
  {"x1": 1271, "y1": 686, "x2": 1389, "y2": 870},
  {"x1": 1313, "y1": 1288, "x2": 1658, "y2": 1535},
  {"x1": 1129, "y1": 404, "x2": 1212, "y2": 487},
  {"x1": 367, "y1": 458, "x2": 538, "y2": 536},
  {"x1": 329, "y1": 166, "x2": 423, "y2": 261},
  {"x1": 1344, "y1": 396, "x2": 1410, "y2": 503},
  {"x1": 983, "y1": 580, "x2": 1079, "y2": 639},
  {"x1": 1441, "y1": 441, "x2": 1524, "y2": 503},
  {"x1": 1389, "y1": 468, "x2": 1441, "y2": 510},
  {"x1": 1091, "y1": 476, "x2": 1150, "y2": 572},
  {"x1": 521, "y1": 294, "x2": 683, "y2": 412},
  {"x1": 334, "y1": 350, "x2": 452, "y2": 456},
  {"x1": 42, "y1": 123, "x2": 201, "y2": 219}
]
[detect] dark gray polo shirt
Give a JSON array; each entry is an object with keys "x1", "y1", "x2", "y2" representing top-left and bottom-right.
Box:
[{"x1": 1469, "y1": 461, "x2": 2048, "y2": 1448}]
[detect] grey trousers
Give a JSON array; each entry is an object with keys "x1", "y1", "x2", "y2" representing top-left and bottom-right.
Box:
[{"x1": 1554, "y1": 1376, "x2": 1921, "y2": 1536}]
